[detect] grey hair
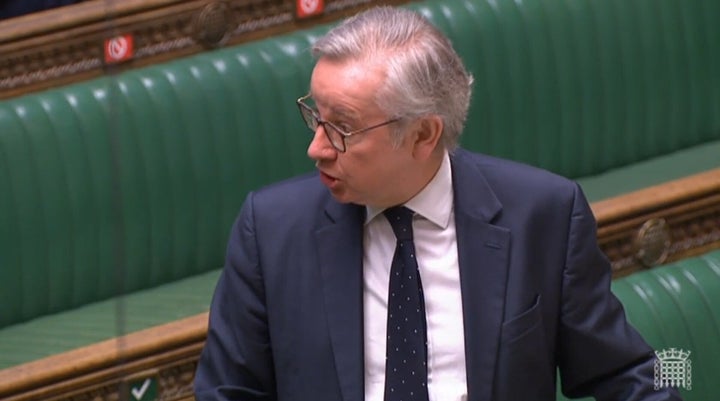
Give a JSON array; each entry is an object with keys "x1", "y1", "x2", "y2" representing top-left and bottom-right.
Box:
[{"x1": 311, "y1": 6, "x2": 474, "y2": 150}]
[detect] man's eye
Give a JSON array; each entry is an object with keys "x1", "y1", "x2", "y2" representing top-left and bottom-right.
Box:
[{"x1": 334, "y1": 122, "x2": 354, "y2": 133}]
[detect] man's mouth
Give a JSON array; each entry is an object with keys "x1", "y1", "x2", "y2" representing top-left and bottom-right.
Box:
[{"x1": 319, "y1": 170, "x2": 339, "y2": 188}]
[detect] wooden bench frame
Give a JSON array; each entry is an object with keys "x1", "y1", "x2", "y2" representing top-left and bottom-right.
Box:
[
  {"x1": 1, "y1": 169, "x2": 717, "y2": 401},
  {"x1": 595, "y1": 168, "x2": 720, "y2": 277}
]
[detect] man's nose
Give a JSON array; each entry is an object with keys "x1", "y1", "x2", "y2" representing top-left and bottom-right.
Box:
[{"x1": 307, "y1": 125, "x2": 337, "y2": 161}]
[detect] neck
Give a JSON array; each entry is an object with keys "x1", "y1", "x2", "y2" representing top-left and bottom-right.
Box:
[{"x1": 390, "y1": 148, "x2": 446, "y2": 207}]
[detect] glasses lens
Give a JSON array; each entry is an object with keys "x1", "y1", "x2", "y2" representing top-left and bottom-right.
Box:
[
  {"x1": 297, "y1": 98, "x2": 346, "y2": 152},
  {"x1": 322, "y1": 124, "x2": 345, "y2": 152},
  {"x1": 300, "y1": 106, "x2": 318, "y2": 131}
]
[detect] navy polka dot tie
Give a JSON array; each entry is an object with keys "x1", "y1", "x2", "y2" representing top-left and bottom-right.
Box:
[{"x1": 383, "y1": 206, "x2": 429, "y2": 401}]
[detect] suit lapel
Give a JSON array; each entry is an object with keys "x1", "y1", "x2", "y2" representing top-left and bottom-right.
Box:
[
  {"x1": 451, "y1": 151, "x2": 511, "y2": 401},
  {"x1": 316, "y1": 200, "x2": 366, "y2": 401}
]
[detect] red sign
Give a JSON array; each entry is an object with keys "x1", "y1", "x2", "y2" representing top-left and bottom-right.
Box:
[
  {"x1": 104, "y1": 34, "x2": 134, "y2": 64},
  {"x1": 296, "y1": 0, "x2": 324, "y2": 18}
]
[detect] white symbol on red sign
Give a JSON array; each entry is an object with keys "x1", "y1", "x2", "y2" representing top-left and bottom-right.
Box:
[
  {"x1": 104, "y1": 34, "x2": 134, "y2": 64},
  {"x1": 301, "y1": 0, "x2": 319, "y2": 13},
  {"x1": 297, "y1": 0, "x2": 323, "y2": 18}
]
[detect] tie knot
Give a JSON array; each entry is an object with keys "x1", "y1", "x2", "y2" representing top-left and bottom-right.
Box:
[{"x1": 384, "y1": 206, "x2": 414, "y2": 241}]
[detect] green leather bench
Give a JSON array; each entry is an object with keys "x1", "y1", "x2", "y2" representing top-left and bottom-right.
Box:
[
  {"x1": 1, "y1": 0, "x2": 718, "y2": 376},
  {"x1": 557, "y1": 249, "x2": 720, "y2": 401}
]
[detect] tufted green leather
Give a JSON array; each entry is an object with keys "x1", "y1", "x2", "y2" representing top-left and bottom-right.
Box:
[
  {"x1": 0, "y1": 32, "x2": 322, "y2": 329},
  {"x1": 557, "y1": 249, "x2": 720, "y2": 401},
  {"x1": 611, "y1": 251, "x2": 720, "y2": 401},
  {"x1": 0, "y1": 0, "x2": 719, "y2": 368},
  {"x1": 411, "y1": 0, "x2": 720, "y2": 177}
]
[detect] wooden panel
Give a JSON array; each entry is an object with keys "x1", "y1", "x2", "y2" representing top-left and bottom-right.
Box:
[
  {"x1": 0, "y1": 0, "x2": 411, "y2": 99},
  {"x1": 0, "y1": 170, "x2": 717, "y2": 400}
]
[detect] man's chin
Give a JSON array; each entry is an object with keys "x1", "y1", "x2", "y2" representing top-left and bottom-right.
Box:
[{"x1": 328, "y1": 190, "x2": 352, "y2": 204}]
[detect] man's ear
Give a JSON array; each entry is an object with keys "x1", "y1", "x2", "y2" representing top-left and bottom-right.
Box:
[{"x1": 411, "y1": 115, "x2": 444, "y2": 160}]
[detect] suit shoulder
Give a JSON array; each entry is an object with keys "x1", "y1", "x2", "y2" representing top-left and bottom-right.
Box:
[
  {"x1": 454, "y1": 148, "x2": 577, "y2": 196},
  {"x1": 250, "y1": 171, "x2": 328, "y2": 209}
]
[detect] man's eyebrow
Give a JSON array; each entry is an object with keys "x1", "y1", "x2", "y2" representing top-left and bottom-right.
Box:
[
  {"x1": 308, "y1": 92, "x2": 363, "y2": 121},
  {"x1": 315, "y1": 100, "x2": 360, "y2": 122}
]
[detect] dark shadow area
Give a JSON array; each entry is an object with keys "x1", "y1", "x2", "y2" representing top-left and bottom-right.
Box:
[{"x1": 0, "y1": 0, "x2": 85, "y2": 20}]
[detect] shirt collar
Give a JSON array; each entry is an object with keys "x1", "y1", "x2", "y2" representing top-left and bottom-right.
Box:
[{"x1": 365, "y1": 151, "x2": 453, "y2": 229}]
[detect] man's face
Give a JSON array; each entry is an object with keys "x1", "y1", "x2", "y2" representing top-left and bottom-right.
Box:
[{"x1": 306, "y1": 57, "x2": 417, "y2": 208}]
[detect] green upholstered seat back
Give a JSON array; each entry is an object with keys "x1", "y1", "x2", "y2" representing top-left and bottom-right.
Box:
[
  {"x1": 412, "y1": 0, "x2": 720, "y2": 177},
  {"x1": 610, "y1": 251, "x2": 720, "y2": 401},
  {"x1": 0, "y1": 34, "x2": 321, "y2": 328},
  {"x1": 557, "y1": 250, "x2": 720, "y2": 400}
]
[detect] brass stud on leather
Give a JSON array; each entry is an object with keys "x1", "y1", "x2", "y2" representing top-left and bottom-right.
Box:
[{"x1": 634, "y1": 218, "x2": 672, "y2": 268}]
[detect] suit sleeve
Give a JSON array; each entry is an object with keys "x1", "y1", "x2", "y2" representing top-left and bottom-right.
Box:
[
  {"x1": 194, "y1": 192, "x2": 277, "y2": 401},
  {"x1": 557, "y1": 183, "x2": 682, "y2": 401}
]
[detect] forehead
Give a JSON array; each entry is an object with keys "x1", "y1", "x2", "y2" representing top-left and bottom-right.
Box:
[{"x1": 309, "y1": 57, "x2": 386, "y2": 115}]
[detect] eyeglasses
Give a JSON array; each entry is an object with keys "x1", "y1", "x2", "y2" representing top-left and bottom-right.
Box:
[{"x1": 296, "y1": 94, "x2": 400, "y2": 152}]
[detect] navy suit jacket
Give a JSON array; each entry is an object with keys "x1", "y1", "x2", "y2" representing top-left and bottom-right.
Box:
[{"x1": 195, "y1": 148, "x2": 681, "y2": 401}]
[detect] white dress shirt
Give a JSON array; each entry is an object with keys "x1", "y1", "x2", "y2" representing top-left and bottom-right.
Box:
[{"x1": 363, "y1": 152, "x2": 467, "y2": 401}]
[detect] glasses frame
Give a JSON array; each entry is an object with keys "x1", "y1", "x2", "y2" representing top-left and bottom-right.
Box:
[{"x1": 296, "y1": 94, "x2": 401, "y2": 152}]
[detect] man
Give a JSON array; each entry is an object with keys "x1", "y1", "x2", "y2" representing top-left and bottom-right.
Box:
[{"x1": 195, "y1": 6, "x2": 681, "y2": 401}]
